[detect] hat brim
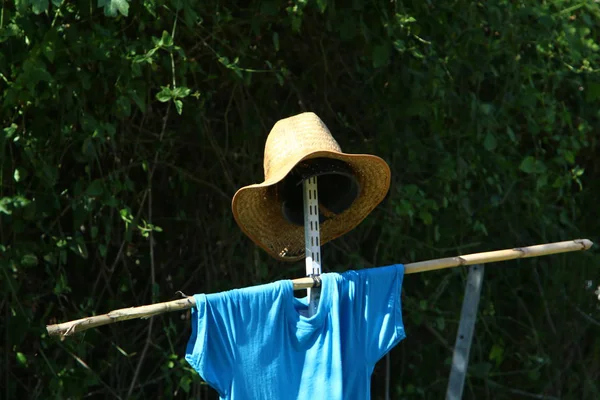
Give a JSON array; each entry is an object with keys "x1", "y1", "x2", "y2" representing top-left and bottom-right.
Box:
[{"x1": 231, "y1": 150, "x2": 391, "y2": 262}]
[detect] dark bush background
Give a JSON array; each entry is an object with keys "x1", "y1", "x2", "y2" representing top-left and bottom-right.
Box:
[{"x1": 1, "y1": 0, "x2": 599, "y2": 398}]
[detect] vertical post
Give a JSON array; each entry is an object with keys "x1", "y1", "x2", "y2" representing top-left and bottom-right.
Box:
[
  {"x1": 303, "y1": 176, "x2": 322, "y2": 316},
  {"x1": 445, "y1": 264, "x2": 485, "y2": 400}
]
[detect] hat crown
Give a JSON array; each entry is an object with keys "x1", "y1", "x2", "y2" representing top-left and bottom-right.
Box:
[{"x1": 263, "y1": 112, "x2": 342, "y2": 179}]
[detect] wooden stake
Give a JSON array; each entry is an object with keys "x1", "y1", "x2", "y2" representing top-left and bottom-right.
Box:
[{"x1": 46, "y1": 239, "x2": 593, "y2": 337}]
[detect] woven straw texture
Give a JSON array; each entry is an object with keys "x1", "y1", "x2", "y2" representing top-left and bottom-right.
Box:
[{"x1": 232, "y1": 112, "x2": 391, "y2": 262}]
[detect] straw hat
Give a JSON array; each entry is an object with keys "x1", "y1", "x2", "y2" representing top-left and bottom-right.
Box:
[{"x1": 232, "y1": 112, "x2": 391, "y2": 262}]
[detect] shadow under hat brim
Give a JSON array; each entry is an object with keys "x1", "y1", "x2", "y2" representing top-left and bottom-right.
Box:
[{"x1": 231, "y1": 150, "x2": 391, "y2": 262}]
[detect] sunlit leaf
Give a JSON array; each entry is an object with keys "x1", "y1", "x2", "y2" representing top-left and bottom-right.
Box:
[
  {"x1": 30, "y1": 0, "x2": 49, "y2": 14},
  {"x1": 156, "y1": 87, "x2": 172, "y2": 102},
  {"x1": 98, "y1": 0, "x2": 129, "y2": 17},
  {"x1": 3, "y1": 124, "x2": 17, "y2": 139},
  {"x1": 175, "y1": 99, "x2": 183, "y2": 115},
  {"x1": 489, "y1": 343, "x2": 504, "y2": 366},
  {"x1": 171, "y1": 87, "x2": 191, "y2": 98},
  {"x1": 16, "y1": 352, "x2": 27, "y2": 366},
  {"x1": 159, "y1": 30, "x2": 173, "y2": 47}
]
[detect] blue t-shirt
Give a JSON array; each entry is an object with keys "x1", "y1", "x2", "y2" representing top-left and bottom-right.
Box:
[{"x1": 185, "y1": 264, "x2": 405, "y2": 400}]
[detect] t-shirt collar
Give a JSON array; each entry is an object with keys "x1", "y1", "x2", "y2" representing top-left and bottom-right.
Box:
[{"x1": 283, "y1": 274, "x2": 332, "y2": 331}]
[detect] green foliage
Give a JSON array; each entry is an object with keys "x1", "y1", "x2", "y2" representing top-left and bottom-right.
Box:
[{"x1": 1, "y1": 0, "x2": 599, "y2": 399}]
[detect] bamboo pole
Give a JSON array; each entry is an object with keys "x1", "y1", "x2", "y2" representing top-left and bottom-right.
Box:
[{"x1": 46, "y1": 239, "x2": 593, "y2": 337}]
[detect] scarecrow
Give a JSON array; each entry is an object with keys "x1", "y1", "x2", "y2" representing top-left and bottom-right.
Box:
[{"x1": 46, "y1": 112, "x2": 593, "y2": 400}]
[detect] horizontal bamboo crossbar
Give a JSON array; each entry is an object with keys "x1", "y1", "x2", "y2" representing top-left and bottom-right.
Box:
[{"x1": 46, "y1": 239, "x2": 593, "y2": 337}]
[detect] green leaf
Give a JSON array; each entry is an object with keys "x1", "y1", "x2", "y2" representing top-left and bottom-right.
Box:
[
  {"x1": 116, "y1": 95, "x2": 131, "y2": 117},
  {"x1": 528, "y1": 369, "x2": 541, "y2": 381},
  {"x1": 372, "y1": 44, "x2": 391, "y2": 68},
  {"x1": 272, "y1": 32, "x2": 279, "y2": 52},
  {"x1": 519, "y1": 156, "x2": 546, "y2": 174},
  {"x1": 339, "y1": 18, "x2": 357, "y2": 41},
  {"x1": 81, "y1": 137, "x2": 95, "y2": 159},
  {"x1": 98, "y1": 0, "x2": 129, "y2": 17},
  {"x1": 156, "y1": 87, "x2": 172, "y2": 102},
  {"x1": 41, "y1": 165, "x2": 58, "y2": 187},
  {"x1": 316, "y1": 0, "x2": 327, "y2": 12},
  {"x1": 585, "y1": 82, "x2": 600, "y2": 102},
  {"x1": 473, "y1": 220, "x2": 488, "y2": 235},
  {"x1": 129, "y1": 90, "x2": 146, "y2": 112},
  {"x1": 483, "y1": 132, "x2": 497, "y2": 151},
  {"x1": 419, "y1": 210, "x2": 433, "y2": 225},
  {"x1": 479, "y1": 103, "x2": 494, "y2": 115},
  {"x1": 21, "y1": 254, "x2": 38, "y2": 267},
  {"x1": 395, "y1": 13, "x2": 417, "y2": 26},
  {"x1": 86, "y1": 180, "x2": 104, "y2": 197},
  {"x1": 20, "y1": 59, "x2": 52, "y2": 88},
  {"x1": 489, "y1": 343, "x2": 504, "y2": 366},
  {"x1": 174, "y1": 99, "x2": 183, "y2": 115},
  {"x1": 69, "y1": 235, "x2": 89, "y2": 259},
  {"x1": 120, "y1": 208, "x2": 133, "y2": 223},
  {"x1": 563, "y1": 150, "x2": 575, "y2": 165},
  {"x1": 42, "y1": 40, "x2": 56, "y2": 63},
  {"x1": 31, "y1": 0, "x2": 49, "y2": 14},
  {"x1": 115, "y1": 345, "x2": 130, "y2": 357},
  {"x1": 290, "y1": 15, "x2": 302, "y2": 33},
  {"x1": 393, "y1": 40, "x2": 406, "y2": 52},
  {"x1": 53, "y1": 273, "x2": 71, "y2": 295},
  {"x1": 16, "y1": 352, "x2": 27, "y2": 366},
  {"x1": 14, "y1": 0, "x2": 28, "y2": 13},
  {"x1": 159, "y1": 30, "x2": 174, "y2": 47},
  {"x1": 179, "y1": 376, "x2": 192, "y2": 393},
  {"x1": 436, "y1": 316, "x2": 445, "y2": 331},
  {"x1": 519, "y1": 156, "x2": 536, "y2": 173},
  {"x1": 218, "y1": 56, "x2": 230, "y2": 67},
  {"x1": 3, "y1": 124, "x2": 18, "y2": 139},
  {"x1": 171, "y1": 87, "x2": 191, "y2": 98},
  {"x1": 276, "y1": 73, "x2": 284, "y2": 86},
  {"x1": 260, "y1": 1, "x2": 279, "y2": 15},
  {"x1": 536, "y1": 174, "x2": 548, "y2": 190},
  {"x1": 0, "y1": 196, "x2": 30, "y2": 215},
  {"x1": 506, "y1": 126, "x2": 517, "y2": 143}
]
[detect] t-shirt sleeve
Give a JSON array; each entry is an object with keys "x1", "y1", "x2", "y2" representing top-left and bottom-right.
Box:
[
  {"x1": 185, "y1": 293, "x2": 235, "y2": 397},
  {"x1": 355, "y1": 264, "x2": 406, "y2": 364}
]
